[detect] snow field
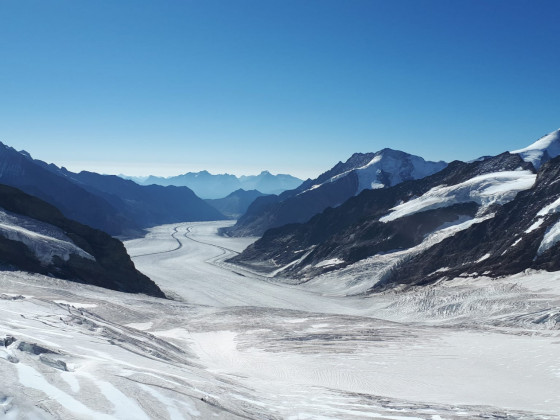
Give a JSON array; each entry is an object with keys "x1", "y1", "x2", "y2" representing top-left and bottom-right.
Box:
[
  {"x1": 380, "y1": 171, "x2": 536, "y2": 223},
  {"x1": 1, "y1": 222, "x2": 559, "y2": 419}
]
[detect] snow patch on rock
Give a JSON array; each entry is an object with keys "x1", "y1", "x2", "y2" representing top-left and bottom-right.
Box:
[
  {"x1": 0, "y1": 208, "x2": 94, "y2": 264},
  {"x1": 380, "y1": 171, "x2": 536, "y2": 223},
  {"x1": 537, "y1": 220, "x2": 560, "y2": 255}
]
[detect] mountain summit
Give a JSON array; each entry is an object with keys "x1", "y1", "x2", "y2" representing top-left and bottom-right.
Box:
[
  {"x1": 511, "y1": 128, "x2": 560, "y2": 169},
  {"x1": 223, "y1": 149, "x2": 447, "y2": 237}
]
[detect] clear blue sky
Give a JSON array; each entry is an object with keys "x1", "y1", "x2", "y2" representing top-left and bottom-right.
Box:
[{"x1": 1, "y1": 0, "x2": 559, "y2": 179}]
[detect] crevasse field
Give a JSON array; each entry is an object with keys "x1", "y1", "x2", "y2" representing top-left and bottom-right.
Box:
[{"x1": 1, "y1": 221, "x2": 559, "y2": 419}]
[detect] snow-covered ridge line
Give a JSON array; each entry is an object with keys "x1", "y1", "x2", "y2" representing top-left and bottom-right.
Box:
[
  {"x1": 380, "y1": 170, "x2": 536, "y2": 223},
  {"x1": 298, "y1": 150, "x2": 447, "y2": 197},
  {"x1": 511, "y1": 128, "x2": 560, "y2": 169}
]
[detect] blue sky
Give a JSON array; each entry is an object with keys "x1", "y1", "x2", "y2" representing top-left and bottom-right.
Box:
[{"x1": 1, "y1": 0, "x2": 559, "y2": 179}]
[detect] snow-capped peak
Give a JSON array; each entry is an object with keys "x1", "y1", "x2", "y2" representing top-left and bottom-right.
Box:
[
  {"x1": 301, "y1": 149, "x2": 447, "y2": 196},
  {"x1": 511, "y1": 128, "x2": 560, "y2": 169}
]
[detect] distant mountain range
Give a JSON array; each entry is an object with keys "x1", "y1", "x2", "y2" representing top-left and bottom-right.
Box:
[
  {"x1": 0, "y1": 142, "x2": 225, "y2": 237},
  {"x1": 0, "y1": 183, "x2": 164, "y2": 297},
  {"x1": 231, "y1": 129, "x2": 560, "y2": 292},
  {"x1": 222, "y1": 149, "x2": 447, "y2": 237},
  {"x1": 122, "y1": 170, "x2": 303, "y2": 199}
]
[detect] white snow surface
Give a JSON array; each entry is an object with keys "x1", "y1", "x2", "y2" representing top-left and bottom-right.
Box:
[
  {"x1": 0, "y1": 208, "x2": 94, "y2": 264},
  {"x1": 537, "y1": 195, "x2": 560, "y2": 216},
  {"x1": 537, "y1": 219, "x2": 560, "y2": 255},
  {"x1": 301, "y1": 150, "x2": 446, "y2": 196},
  {"x1": 1, "y1": 221, "x2": 559, "y2": 419},
  {"x1": 354, "y1": 151, "x2": 446, "y2": 194},
  {"x1": 511, "y1": 128, "x2": 560, "y2": 169},
  {"x1": 524, "y1": 195, "x2": 560, "y2": 235},
  {"x1": 380, "y1": 170, "x2": 536, "y2": 222}
]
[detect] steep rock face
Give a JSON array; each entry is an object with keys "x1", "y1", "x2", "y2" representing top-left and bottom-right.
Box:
[
  {"x1": 230, "y1": 153, "x2": 534, "y2": 281},
  {"x1": 205, "y1": 189, "x2": 267, "y2": 219},
  {"x1": 223, "y1": 149, "x2": 447, "y2": 237},
  {"x1": 0, "y1": 184, "x2": 165, "y2": 297},
  {"x1": 0, "y1": 142, "x2": 225, "y2": 237},
  {"x1": 378, "y1": 155, "x2": 560, "y2": 290}
]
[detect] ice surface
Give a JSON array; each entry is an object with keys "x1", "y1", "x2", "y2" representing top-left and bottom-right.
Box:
[
  {"x1": 380, "y1": 171, "x2": 536, "y2": 222},
  {"x1": 0, "y1": 221, "x2": 558, "y2": 419}
]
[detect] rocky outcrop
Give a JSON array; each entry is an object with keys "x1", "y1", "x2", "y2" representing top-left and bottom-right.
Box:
[{"x1": 0, "y1": 184, "x2": 165, "y2": 297}]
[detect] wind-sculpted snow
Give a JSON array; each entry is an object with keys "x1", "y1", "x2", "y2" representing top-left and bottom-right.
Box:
[{"x1": 1, "y1": 222, "x2": 559, "y2": 419}]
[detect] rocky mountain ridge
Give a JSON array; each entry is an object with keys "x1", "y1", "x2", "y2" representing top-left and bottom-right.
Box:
[
  {"x1": 223, "y1": 148, "x2": 447, "y2": 237},
  {"x1": 0, "y1": 142, "x2": 224, "y2": 237},
  {"x1": 0, "y1": 184, "x2": 165, "y2": 297}
]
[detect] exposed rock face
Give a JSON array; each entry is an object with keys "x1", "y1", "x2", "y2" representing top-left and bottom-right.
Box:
[
  {"x1": 0, "y1": 184, "x2": 165, "y2": 297},
  {"x1": 223, "y1": 149, "x2": 447, "y2": 237},
  {"x1": 378, "y1": 154, "x2": 560, "y2": 290},
  {"x1": 230, "y1": 153, "x2": 539, "y2": 286}
]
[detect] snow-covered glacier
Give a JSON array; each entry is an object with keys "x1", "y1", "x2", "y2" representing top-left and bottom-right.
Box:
[{"x1": 1, "y1": 221, "x2": 559, "y2": 419}]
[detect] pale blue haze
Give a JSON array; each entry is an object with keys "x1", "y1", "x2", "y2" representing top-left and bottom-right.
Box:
[{"x1": 1, "y1": 0, "x2": 559, "y2": 178}]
